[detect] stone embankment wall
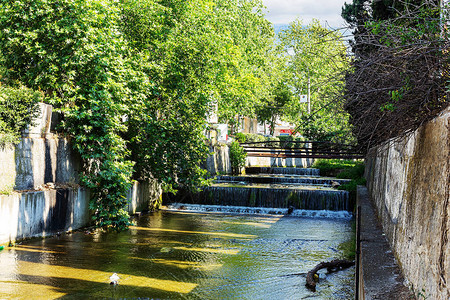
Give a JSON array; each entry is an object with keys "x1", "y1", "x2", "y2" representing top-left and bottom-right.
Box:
[
  {"x1": 203, "y1": 144, "x2": 231, "y2": 175},
  {"x1": 365, "y1": 106, "x2": 449, "y2": 299},
  {"x1": 0, "y1": 103, "x2": 161, "y2": 245}
]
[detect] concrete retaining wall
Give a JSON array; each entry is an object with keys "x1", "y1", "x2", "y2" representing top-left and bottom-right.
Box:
[
  {"x1": 0, "y1": 180, "x2": 157, "y2": 245},
  {"x1": 0, "y1": 188, "x2": 90, "y2": 244},
  {"x1": 0, "y1": 103, "x2": 161, "y2": 245},
  {"x1": 0, "y1": 137, "x2": 81, "y2": 191},
  {"x1": 203, "y1": 144, "x2": 231, "y2": 175},
  {"x1": 365, "y1": 106, "x2": 449, "y2": 299}
]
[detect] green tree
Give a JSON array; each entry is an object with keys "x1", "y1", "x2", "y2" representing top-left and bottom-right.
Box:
[
  {"x1": 0, "y1": 0, "x2": 281, "y2": 228},
  {"x1": 278, "y1": 19, "x2": 353, "y2": 143},
  {"x1": 122, "y1": 0, "x2": 276, "y2": 190},
  {"x1": 0, "y1": 85, "x2": 41, "y2": 146},
  {"x1": 256, "y1": 80, "x2": 293, "y2": 136},
  {"x1": 229, "y1": 140, "x2": 247, "y2": 175},
  {"x1": 0, "y1": 0, "x2": 139, "y2": 229}
]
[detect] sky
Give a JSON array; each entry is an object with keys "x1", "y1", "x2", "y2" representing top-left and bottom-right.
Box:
[{"x1": 262, "y1": 0, "x2": 350, "y2": 30}]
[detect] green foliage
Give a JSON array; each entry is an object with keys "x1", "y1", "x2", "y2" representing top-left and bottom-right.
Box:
[
  {"x1": 342, "y1": 1, "x2": 448, "y2": 149},
  {"x1": 234, "y1": 133, "x2": 247, "y2": 143},
  {"x1": 255, "y1": 66, "x2": 293, "y2": 134},
  {"x1": 278, "y1": 19, "x2": 353, "y2": 144},
  {"x1": 242, "y1": 133, "x2": 267, "y2": 143},
  {"x1": 0, "y1": 124, "x2": 18, "y2": 147},
  {"x1": 336, "y1": 163, "x2": 366, "y2": 194},
  {"x1": 338, "y1": 220, "x2": 356, "y2": 260},
  {"x1": 312, "y1": 159, "x2": 360, "y2": 173},
  {"x1": 0, "y1": 0, "x2": 136, "y2": 230},
  {"x1": 0, "y1": 184, "x2": 14, "y2": 195},
  {"x1": 297, "y1": 113, "x2": 355, "y2": 143},
  {"x1": 229, "y1": 141, "x2": 247, "y2": 175},
  {"x1": 336, "y1": 163, "x2": 365, "y2": 180},
  {"x1": 0, "y1": 0, "x2": 277, "y2": 229},
  {"x1": 313, "y1": 159, "x2": 366, "y2": 194},
  {"x1": 0, "y1": 85, "x2": 41, "y2": 147}
]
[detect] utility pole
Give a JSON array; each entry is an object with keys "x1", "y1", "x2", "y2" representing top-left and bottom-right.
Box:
[{"x1": 307, "y1": 67, "x2": 311, "y2": 114}]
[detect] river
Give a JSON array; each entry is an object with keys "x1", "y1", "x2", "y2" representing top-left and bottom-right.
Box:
[{"x1": 0, "y1": 208, "x2": 354, "y2": 299}]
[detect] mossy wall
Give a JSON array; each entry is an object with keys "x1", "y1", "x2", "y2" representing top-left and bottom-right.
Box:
[{"x1": 365, "y1": 106, "x2": 449, "y2": 299}]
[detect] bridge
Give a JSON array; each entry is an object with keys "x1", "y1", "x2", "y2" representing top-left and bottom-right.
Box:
[{"x1": 240, "y1": 140, "x2": 364, "y2": 160}]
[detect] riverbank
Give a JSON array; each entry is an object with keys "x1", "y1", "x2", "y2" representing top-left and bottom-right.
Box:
[{"x1": 357, "y1": 185, "x2": 412, "y2": 299}]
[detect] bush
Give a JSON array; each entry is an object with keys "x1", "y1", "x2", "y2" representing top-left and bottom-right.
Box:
[
  {"x1": 229, "y1": 141, "x2": 247, "y2": 175},
  {"x1": 337, "y1": 177, "x2": 367, "y2": 193},
  {"x1": 336, "y1": 162, "x2": 365, "y2": 180},
  {"x1": 0, "y1": 86, "x2": 41, "y2": 147},
  {"x1": 313, "y1": 159, "x2": 366, "y2": 204},
  {"x1": 243, "y1": 133, "x2": 266, "y2": 143},
  {"x1": 234, "y1": 132, "x2": 246, "y2": 143},
  {"x1": 312, "y1": 159, "x2": 360, "y2": 176}
]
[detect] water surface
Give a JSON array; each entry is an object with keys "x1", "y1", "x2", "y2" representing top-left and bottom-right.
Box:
[{"x1": 0, "y1": 210, "x2": 354, "y2": 299}]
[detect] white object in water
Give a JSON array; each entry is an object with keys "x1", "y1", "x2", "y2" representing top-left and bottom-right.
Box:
[{"x1": 109, "y1": 273, "x2": 120, "y2": 285}]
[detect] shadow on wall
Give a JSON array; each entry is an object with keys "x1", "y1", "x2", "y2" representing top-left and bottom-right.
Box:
[
  {"x1": 12, "y1": 189, "x2": 91, "y2": 242},
  {"x1": 13, "y1": 138, "x2": 81, "y2": 191}
]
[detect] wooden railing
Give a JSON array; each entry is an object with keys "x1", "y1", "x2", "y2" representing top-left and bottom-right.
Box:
[{"x1": 240, "y1": 140, "x2": 364, "y2": 160}]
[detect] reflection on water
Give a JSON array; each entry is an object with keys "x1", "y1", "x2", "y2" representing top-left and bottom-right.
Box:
[{"x1": 0, "y1": 210, "x2": 354, "y2": 299}]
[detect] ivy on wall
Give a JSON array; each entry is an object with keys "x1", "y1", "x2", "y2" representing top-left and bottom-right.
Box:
[{"x1": 0, "y1": 0, "x2": 278, "y2": 229}]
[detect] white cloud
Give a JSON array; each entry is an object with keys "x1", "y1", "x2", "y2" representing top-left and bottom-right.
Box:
[{"x1": 262, "y1": 0, "x2": 349, "y2": 28}]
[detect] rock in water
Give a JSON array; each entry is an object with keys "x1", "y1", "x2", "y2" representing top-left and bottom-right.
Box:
[
  {"x1": 287, "y1": 206, "x2": 295, "y2": 214},
  {"x1": 331, "y1": 181, "x2": 341, "y2": 188}
]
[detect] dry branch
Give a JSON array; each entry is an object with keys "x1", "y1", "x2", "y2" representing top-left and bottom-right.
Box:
[
  {"x1": 343, "y1": 1, "x2": 449, "y2": 151},
  {"x1": 305, "y1": 259, "x2": 355, "y2": 292}
]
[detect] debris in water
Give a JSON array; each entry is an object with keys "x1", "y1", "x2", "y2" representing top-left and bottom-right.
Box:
[
  {"x1": 160, "y1": 247, "x2": 172, "y2": 253},
  {"x1": 306, "y1": 259, "x2": 354, "y2": 291},
  {"x1": 287, "y1": 206, "x2": 295, "y2": 214},
  {"x1": 331, "y1": 181, "x2": 341, "y2": 188}
]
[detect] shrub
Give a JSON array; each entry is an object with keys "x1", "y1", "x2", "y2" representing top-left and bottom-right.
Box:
[
  {"x1": 243, "y1": 133, "x2": 266, "y2": 143},
  {"x1": 234, "y1": 132, "x2": 246, "y2": 143},
  {"x1": 313, "y1": 159, "x2": 366, "y2": 205},
  {"x1": 229, "y1": 141, "x2": 247, "y2": 175},
  {"x1": 312, "y1": 159, "x2": 360, "y2": 176},
  {"x1": 0, "y1": 86, "x2": 41, "y2": 147}
]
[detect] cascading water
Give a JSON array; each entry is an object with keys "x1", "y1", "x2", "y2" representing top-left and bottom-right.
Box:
[
  {"x1": 165, "y1": 167, "x2": 354, "y2": 214},
  {"x1": 0, "y1": 167, "x2": 355, "y2": 299},
  {"x1": 166, "y1": 203, "x2": 353, "y2": 219},
  {"x1": 245, "y1": 167, "x2": 321, "y2": 176},
  {"x1": 216, "y1": 175, "x2": 350, "y2": 186}
]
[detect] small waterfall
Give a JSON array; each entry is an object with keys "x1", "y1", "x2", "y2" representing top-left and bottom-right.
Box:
[
  {"x1": 164, "y1": 166, "x2": 354, "y2": 215},
  {"x1": 185, "y1": 185, "x2": 350, "y2": 211},
  {"x1": 166, "y1": 203, "x2": 353, "y2": 219},
  {"x1": 216, "y1": 175, "x2": 350, "y2": 186},
  {"x1": 245, "y1": 167, "x2": 320, "y2": 176}
]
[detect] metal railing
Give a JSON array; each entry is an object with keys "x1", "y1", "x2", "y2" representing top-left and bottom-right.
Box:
[{"x1": 240, "y1": 140, "x2": 364, "y2": 160}]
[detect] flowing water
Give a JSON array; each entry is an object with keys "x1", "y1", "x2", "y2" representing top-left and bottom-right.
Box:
[
  {"x1": 0, "y1": 210, "x2": 354, "y2": 299},
  {"x1": 245, "y1": 167, "x2": 321, "y2": 176},
  {"x1": 216, "y1": 175, "x2": 351, "y2": 186},
  {"x1": 0, "y1": 167, "x2": 355, "y2": 299},
  {"x1": 168, "y1": 168, "x2": 352, "y2": 212}
]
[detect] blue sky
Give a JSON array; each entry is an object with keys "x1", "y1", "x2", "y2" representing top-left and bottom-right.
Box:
[{"x1": 262, "y1": 0, "x2": 350, "y2": 29}]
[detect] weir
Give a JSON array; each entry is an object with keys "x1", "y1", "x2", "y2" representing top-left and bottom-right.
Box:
[
  {"x1": 165, "y1": 167, "x2": 353, "y2": 213},
  {"x1": 245, "y1": 167, "x2": 321, "y2": 176},
  {"x1": 216, "y1": 175, "x2": 351, "y2": 186}
]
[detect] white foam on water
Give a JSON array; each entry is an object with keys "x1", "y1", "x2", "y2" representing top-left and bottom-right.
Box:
[{"x1": 164, "y1": 203, "x2": 353, "y2": 220}]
